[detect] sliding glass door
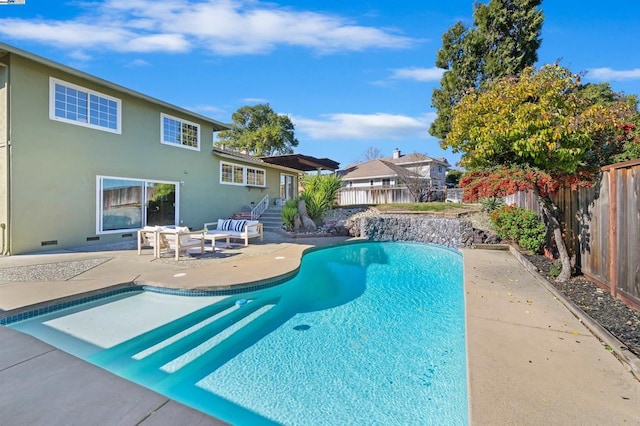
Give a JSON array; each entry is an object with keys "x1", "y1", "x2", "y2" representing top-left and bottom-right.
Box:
[
  {"x1": 280, "y1": 174, "x2": 296, "y2": 201},
  {"x1": 97, "y1": 176, "x2": 178, "y2": 233}
]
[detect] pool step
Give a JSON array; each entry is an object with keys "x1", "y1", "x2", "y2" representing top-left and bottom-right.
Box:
[
  {"x1": 96, "y1": 297, "x2": 280, "y2": 386},
  {"x1": 154, "y1": 301, "x2": 286, "y2": 391},
  {"x1": 88, "y1": 297, "x2": 240, "y2": 367}
]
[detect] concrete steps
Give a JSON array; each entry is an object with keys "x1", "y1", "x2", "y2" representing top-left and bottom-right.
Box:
[{"x1": 259, "y1": 206, "x2": 283, "y2": 231}]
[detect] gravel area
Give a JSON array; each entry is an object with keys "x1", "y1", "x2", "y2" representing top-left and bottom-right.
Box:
[
  {"x1": 0, "y1": 258, "x2": 112, "y2": 282},
  {"x1": 525, "y1": 253, "x2": 640, "y2": 357}
]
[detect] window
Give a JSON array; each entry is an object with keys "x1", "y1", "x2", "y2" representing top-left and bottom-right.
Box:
[
  {"x1": 247, "y1": 167, "x2": 265, "y2": 186},
  {"x1": 220, "y1": 161, "x2": 266, "y2": 187},
  {"x1": 96, "y1": 176, "x2": 178, "y2": 234},
  {"x1": 50, "y1": 78, "x2": 121, "y2": 133},
  {"x1": 161, "y1": 113, "x2": 200, "y2": 151},
  {"x1": 221, "y1": 163, "x2": 244, "y2": 184}
]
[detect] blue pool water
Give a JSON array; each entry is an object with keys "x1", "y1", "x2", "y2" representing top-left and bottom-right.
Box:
[{"x1": 8, "y1": 242, "x2": 467, "y2": 425}]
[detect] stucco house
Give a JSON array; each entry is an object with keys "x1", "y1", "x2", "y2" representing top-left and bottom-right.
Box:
[
  {"x1": 337, "y1": 149, "x2": 451, "y2": 205},
  {"x1": 0, "y1": 43, "x2": 306, "y2": 254}
]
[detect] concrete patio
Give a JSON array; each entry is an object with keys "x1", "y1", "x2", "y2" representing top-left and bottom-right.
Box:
[{"x1": 1, "y1": 233, "x2": 639, "y2": 425}]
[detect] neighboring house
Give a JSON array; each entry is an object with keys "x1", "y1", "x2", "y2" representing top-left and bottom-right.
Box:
[
  {"x1": 0, "y1": 43, "x2": 304, "y2": 254},
  {"x1": 337, "y1": 149, "x2": 451, "y2": 205}
]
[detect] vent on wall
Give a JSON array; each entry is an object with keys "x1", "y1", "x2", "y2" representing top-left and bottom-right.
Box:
[
  {"x1": 122, "y1": 233, "x2": 133, "y2": 238},
  {"x1": 41, "y1": 240, "x2": 58, "y2": 246},
  {"x1": 86, "y1": 236, "x2": 100, "y2": 241}
]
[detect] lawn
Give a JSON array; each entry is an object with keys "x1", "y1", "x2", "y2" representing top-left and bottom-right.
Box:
[{"x1": 374, "y1": 202, "x2": 477, "y2": 213}]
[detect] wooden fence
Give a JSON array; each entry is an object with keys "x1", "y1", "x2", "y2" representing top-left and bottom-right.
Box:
[{"x1": 505, "y1": 159, "x2": 640, "y2": 309}]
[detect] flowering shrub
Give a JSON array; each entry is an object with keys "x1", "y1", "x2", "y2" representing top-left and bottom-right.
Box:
[{"x1": 491, "y1": 204, "x2": 546, "y2": 253}]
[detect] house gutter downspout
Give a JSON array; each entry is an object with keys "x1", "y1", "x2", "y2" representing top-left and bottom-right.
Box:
[{"x1": 0, "y1": 61, "x2": 10, "y2": 255}]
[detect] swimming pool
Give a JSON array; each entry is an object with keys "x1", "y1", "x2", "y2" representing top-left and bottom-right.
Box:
[{"x1": 8, "y1": 241, "x2": 467, "y2": 425}]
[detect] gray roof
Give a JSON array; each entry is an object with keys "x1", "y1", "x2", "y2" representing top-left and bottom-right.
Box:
[
  {"x1": 339, "y1": 151, "x2": 449, "y2": 181},
  {"x1": 0, "y1": 42, "x2": 231, "y2": 131},
  {"x1": 386, "y1": 152, "x2": 450, "y2": 166},
  {"x1": 339, "y1": 159, "x2": 420, "y2": 180},
  {"x1": 212, "y1": 147, "x2": 301, "y2": 174}
]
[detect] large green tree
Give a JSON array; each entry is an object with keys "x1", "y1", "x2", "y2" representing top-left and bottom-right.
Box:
[
  {"x1": 216, "y1": 104, "x2": 299, "y2": 156},
  {"x1": 444, "y1": 64, "x2": 636, "y2": 281},
  {"x1": 430, "y1": 0, "x2": 544, "y2": 140},
  {"x1": 578, "y1": 82, "x2": 640, "y2": 162}
]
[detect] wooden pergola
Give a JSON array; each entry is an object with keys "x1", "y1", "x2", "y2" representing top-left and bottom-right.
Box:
[{"x1": 260, "y1": 154, "x2": 340, "y2": 174}]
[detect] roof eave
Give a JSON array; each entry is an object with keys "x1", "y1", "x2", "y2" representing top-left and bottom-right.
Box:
[
  {"x1": 0, "y1": 42, "x2": 231, "y2": 131},
  {"x1": 213, "y1": 149, "x2": 301, "y2": 174}
]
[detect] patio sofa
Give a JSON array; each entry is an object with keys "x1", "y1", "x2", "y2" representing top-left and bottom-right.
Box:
[{"x1": 204, "y1": 219, "x2": 263, "y2": 246}]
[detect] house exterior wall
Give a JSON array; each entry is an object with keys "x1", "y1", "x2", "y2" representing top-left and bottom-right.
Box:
[
  {"x1": 0, "y1": 59, "x2": 8, "y2": 254},
  {"x1": 345, "y1": 177, "x2": 397, "y2": 188},
  {"x1": 3, "y1": 52, "x2": 288, "y2": 254},
  {"x1": 209, "y1": 154, "x2": 285, "y2": 220},
  {"x1": 430, "y1": 163, "x2": 447, "y2": 183}
]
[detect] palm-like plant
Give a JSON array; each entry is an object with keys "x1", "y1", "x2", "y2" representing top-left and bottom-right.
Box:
[{"x1": 300, "y1": 174, "x2": 342, "y2": 220}]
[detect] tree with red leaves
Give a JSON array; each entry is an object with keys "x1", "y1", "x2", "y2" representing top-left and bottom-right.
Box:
[{"x1": 443, "y1": 65, "x2": 637, "y2": 281}]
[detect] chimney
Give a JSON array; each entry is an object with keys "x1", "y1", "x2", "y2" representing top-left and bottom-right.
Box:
[{"x1": 392, "y1": 148, "x2": 401, "y2": 159}]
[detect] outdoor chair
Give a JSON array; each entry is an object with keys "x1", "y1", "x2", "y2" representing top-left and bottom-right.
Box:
[
  {"x1": 137, "y1": 226, "x2": 167, "y2": 257},
  {"x1": 159, "y1": 227, "x2": 205, "y2": 260}
]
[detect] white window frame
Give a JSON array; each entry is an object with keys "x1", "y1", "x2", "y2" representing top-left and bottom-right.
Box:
[
  {"x1": 96, "y1": 175, "x2": 180, "y2": 234},
  {"x1": 220, "y1": 161, "x2": 267, "y2": 187},
  {"x1": 161, "y1": 113, "x2": 201, "y2": 151},
  {"x1": 49, "y1": 77, "x2": 121, "y2": 134}
]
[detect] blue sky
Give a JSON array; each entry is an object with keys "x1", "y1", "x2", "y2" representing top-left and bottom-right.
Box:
[{"x1": 1, "y1": 0, "x2": 639, "y2": 169}]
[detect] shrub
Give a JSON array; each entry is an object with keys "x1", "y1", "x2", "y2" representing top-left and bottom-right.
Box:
[
  {"x1": 281, "y1": 199, "x2": 298, "y2": 230},
  {"x1": 479, "y1": 196, "x2": 503, "y2": 212},
  {"x1": 299, "y1": 174, "x2": 342, "y2": 221},
  {"x1": 491, "y1": 204, "x2": 546, "y2": 253},
  {"x1": 549, "y1": 261, "x2": 562, "y2": 278}
]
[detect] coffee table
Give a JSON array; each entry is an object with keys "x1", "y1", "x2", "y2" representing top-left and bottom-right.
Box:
[{"x1": 201, "y1": 233, "x2": 231, "y2": 252}]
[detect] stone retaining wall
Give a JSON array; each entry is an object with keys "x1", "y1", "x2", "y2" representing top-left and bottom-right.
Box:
[{"x1": 359, "y1": 215, "x2": 475, "y2": 248}]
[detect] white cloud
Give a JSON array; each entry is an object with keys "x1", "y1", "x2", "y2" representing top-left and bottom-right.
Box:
[
  {"x1": 390, "y1": 66, "x2": 444, "y2": 82},
  {"x1": 242, "y1": 98, "x2": 269, "y2": 104},
  {"x1": 293, "y1": 112, "x2": 436, "y2": 140},
  {"x1": 587, "y1": 67, "x2": 640, "y2": 81},
  {"x1": 68, "y1": 49, "x2": 93, "y2": 62},
  {"x1": 126, "y1": 58, "x2": 151, "y2": 67},
  {"x1": 0, "y1": 0, "x2": 416, "y2": 56},
  {"x1": 187, "y1": 104, "x2": 227, "y2": 115}
]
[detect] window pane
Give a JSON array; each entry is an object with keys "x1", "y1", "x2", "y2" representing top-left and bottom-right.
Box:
[
  {"x1": 163, "y1": 116, "x2": 181, "y2": 145},
  {"x1": 247, "y1": 168, "x2": 256, "y2": 185},
  {"x1": 101, "y1": 178, "x2": 143, "y2": 231},
  {"x1": 54, "y1": 82, "x2": 119, "y2": 132},
  {"x1": 181, "y1": 123, "x2": 198, "y2": 147},
  {"x1": 146, "y1": 182, "x2": 176, "y2": 227},
  {"x1": 233, "y1": 166, "x2": 244, "y2": 184},
  {"x1": 221, "y1": 164, "x2": 233, "y2": 182},
  {"x1": 256, "y1": 170, "x2": 265, "y2": 186}
]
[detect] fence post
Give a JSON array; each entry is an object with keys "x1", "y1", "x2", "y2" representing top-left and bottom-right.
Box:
[{"x1": 608, "y1": 169, "x2": 618, "y2": 298}]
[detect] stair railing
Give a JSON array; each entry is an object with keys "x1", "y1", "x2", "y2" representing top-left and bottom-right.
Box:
[{"x1": 251, "y1": 194, "x2": 270, "y2": 220}]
